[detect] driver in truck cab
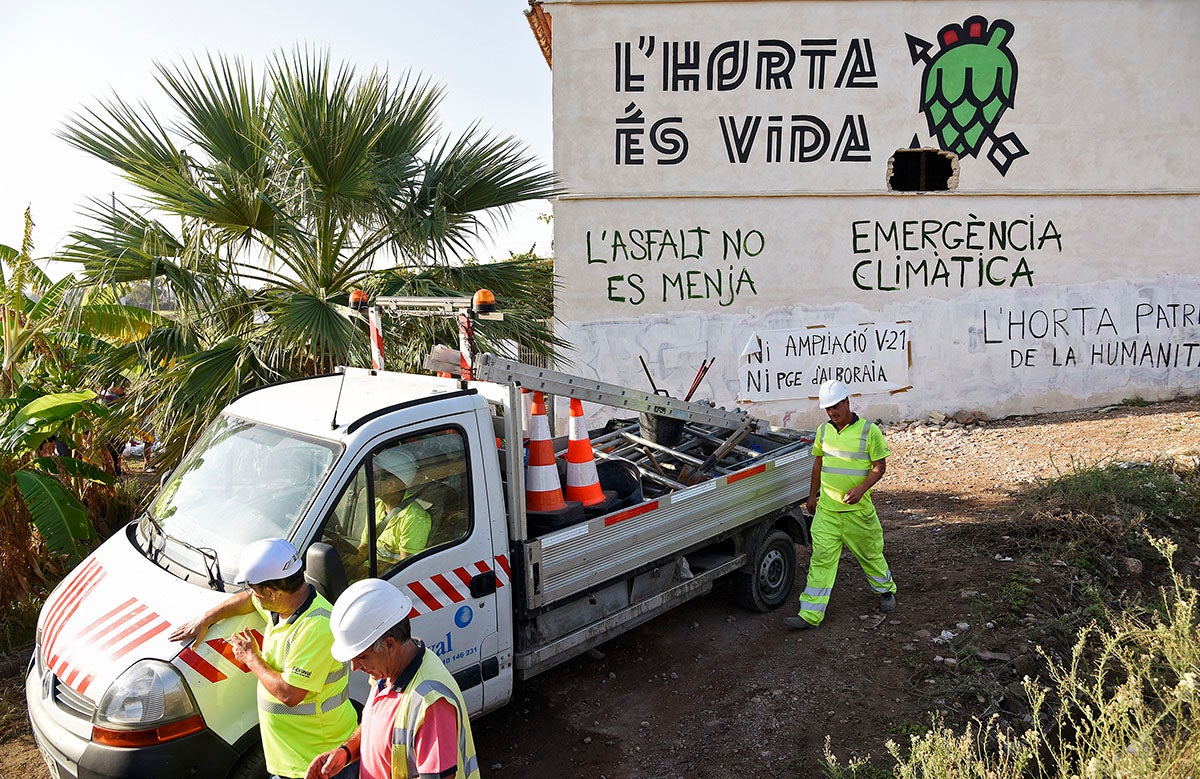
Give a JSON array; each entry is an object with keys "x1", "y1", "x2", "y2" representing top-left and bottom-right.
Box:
[
  {"x1": 168, "y1": 538, "x2": 358, "y2": 779},
  {"x1": 365, "y1": 447, "x2": 432, "y2": 562}
]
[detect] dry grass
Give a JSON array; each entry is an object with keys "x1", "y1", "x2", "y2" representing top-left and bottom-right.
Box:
[
  {"x1": 0, "y1": 671, "x2": 30, "y2": 745},
  {"x1": 846, "y1": 452, "x2": 1200, "y2": 778},
  {"x1": 877, "y1": 537, "x2": 1200, "y2": 778},
  {"x1": 1000, "y1": 459, "x2": 1200, "y2": 580}
]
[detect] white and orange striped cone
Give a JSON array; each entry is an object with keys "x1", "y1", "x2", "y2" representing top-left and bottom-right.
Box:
[
  {"x1": 525, "y1": 391, "x2": 568, "y2": 512},
  {"x1": 564, "y1": 398, "x2": 607, "y2": 506}
]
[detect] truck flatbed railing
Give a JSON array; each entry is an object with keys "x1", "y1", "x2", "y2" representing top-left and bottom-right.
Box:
[{"x1": 465, "y1": 352, "x2": 816, "y2": 615}]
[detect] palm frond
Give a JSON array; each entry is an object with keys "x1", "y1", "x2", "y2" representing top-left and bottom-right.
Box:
[
  {"x1": 259, "y1": 292, "x2": 361, "y2": 372},
  {"x1": 396, "y1": 127, "x2": 558, "y2": 261},
  {"x1": 57, "y1": 95, "x2": 192, "y2": 206},
  {"x1": 271, "y1": 47, "x2": 384, "y2": 202}
]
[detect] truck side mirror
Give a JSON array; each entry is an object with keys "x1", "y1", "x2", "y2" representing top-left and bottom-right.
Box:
[{"x1": 305, "y1": 542, "x2": 349, "y2": 603}]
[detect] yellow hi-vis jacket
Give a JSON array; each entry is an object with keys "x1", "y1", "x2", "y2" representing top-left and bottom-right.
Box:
[
  {"x1": 813, "y1": 417, "x2": 890, "y2": 511},
  {"x1": 254, "y1": 588, "x2": 356, "y2": 778},
  {"x1": 390, "y1": 648, "x2": 480, "y2": 779}
]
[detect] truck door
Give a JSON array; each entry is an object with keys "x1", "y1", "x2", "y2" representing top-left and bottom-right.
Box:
[{"x1": 316, "y1": 420, "x2": 504, "y2": 713}]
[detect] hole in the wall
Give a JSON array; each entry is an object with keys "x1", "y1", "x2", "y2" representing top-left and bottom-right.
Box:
[{"x1": 888, "y1": 148, "x2": 958, "y2": 191}]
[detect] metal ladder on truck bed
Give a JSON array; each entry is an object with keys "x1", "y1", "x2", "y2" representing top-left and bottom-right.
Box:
[
  {"x1": 473, "y1": 354, "x2": 809, "y2": 497},
  {"x1": 474, "y1": 354, "x2": 749, "y2": 428}
]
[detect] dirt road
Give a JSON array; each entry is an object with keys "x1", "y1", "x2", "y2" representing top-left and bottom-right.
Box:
[{"x1": 5, "y1": 397, "x2": 1198, "y2": 777}]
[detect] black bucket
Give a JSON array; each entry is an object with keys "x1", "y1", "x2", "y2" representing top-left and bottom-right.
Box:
[
  {"x1": 595, "y1": 458, "x2": 644, "y2": 508},
  {"x1": 527, "y1": 500, "x2": 585, "y2": 536},
  {"x1": 581, "y1": 490, "x2": 622, "y2": 519},
  {"x1": 639, "y1": 412, "x2": 684, "y2": 447}
]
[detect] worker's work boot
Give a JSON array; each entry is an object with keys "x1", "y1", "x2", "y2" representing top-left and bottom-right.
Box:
[
  {"x1": 880, "y1": 592, "x2": 897, "y2": 612},
  {"x1": 783, "y1": 615, "x2": 816, "y2": 630}
]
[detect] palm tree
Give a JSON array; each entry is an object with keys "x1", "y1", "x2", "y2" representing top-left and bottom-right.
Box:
[{"x1": 56, "y1": 47, "x2": 560, "y2": 465}]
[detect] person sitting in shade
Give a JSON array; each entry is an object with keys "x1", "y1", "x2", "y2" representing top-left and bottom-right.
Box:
[{"x1": 363, "y1": 447, "x2": 431, "y2": 563}]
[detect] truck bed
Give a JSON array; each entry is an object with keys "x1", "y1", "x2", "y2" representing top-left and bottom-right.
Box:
[
  {"x1": 521, "y1": 420, "x2": 814, "y2": 609},
  {"x1": 468, "y1": 354, "x2": 816, "y2": 678}
]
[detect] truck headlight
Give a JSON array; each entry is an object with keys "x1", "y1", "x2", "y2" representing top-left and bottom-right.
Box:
[{"x1": 93, "y1": 661, "x2": 205, "y2": 747}]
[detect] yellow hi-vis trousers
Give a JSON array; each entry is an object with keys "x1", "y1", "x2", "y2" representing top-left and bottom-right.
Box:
[{"x1": 796, "y1": 502, "x2": 896, "y2": 626}]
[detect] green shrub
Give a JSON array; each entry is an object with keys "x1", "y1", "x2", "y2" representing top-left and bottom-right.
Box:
[
  {"x1": 883, "y1": 536, "x2": 1200, "y2": 778},
  {"x1": 1005, "y1": 459, "x2": 1200, "y2": 580}
]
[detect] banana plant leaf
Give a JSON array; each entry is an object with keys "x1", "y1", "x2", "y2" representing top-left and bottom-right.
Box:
[
  {"x1": 30, "y1": 456, "x2": 116, "y2": 485},
  {"x1": 14, "y1": 470, "x2": 92, "y2": 561},
  {"x1": 1, "y1": 390, "x2": 98, "y2": 453}
]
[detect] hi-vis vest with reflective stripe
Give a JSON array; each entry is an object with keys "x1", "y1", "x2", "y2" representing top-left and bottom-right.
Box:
[
  {"x1": 391, "y1": 649, "x2": 480, "y2": 779},
  {"x1": 256, "y1": 605, "x2": 351, "y2": 717},
  {"x1": 256, "y1": 597, "x2": 356, "y2": 778},
  {"x1": 816, "y1": 418, "x2": 879, "y2": 512}
]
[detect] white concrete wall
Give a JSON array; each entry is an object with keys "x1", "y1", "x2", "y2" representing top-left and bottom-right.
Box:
[{"x1": 545, "y1": 0, "x2": 1200, "y2": 427}]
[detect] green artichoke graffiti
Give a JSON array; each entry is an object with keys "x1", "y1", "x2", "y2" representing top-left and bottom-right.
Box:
[{"x1": 908, "y1": 15, "x2": 1028, "y2": 175}]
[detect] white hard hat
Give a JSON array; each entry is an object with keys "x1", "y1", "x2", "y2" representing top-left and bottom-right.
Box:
[
  {"x1": 818, "y1": 380, "x2": 851, "y2": 409},
  {"x1": 237, "y1": 538, "x2": 302, "y2": 584},
  {"x1": 329, "y1": 579, "x2": 414, "y2": 662},
  {"x1": 375, "y1": 447, "x2": 416, "y2": 485}
]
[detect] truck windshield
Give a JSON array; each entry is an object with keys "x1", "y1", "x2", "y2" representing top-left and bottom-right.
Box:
[{"x1": 147, "y1": 414, "x2": 338, "y2": 582}]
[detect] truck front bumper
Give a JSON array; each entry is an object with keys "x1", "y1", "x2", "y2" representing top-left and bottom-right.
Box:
[{"x1": 26, "y1": 660, "x2": 239, "y2": 779}]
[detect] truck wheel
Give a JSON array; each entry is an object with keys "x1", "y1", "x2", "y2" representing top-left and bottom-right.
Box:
[
  {"x1": 733, "y1": 527, "x2": 797, "y2": 612},
  {"x1": 228, "y1": 745, "x2": 267, "y2": 779}
]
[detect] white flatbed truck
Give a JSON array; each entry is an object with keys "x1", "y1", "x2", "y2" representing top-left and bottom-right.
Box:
[{"x1": 27, "y1": 350, "x2": 814, "y2": 779}]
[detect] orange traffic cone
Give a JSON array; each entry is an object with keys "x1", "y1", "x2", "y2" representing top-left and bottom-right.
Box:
[
  {"x1": 525, "y1": 392, "x2": 568, "y2": 512},
  {"x1": 564, "y1": 399, "x2": 606, "y2": 506}
]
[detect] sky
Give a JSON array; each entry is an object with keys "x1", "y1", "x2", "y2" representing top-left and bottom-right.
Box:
[{"x1": 0, "y1": 0, "x2": 554, "y2": 275}]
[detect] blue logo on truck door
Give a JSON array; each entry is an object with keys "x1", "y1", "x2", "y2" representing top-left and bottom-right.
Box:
[{"x1": 454, "y1": 605, "x2": 473, "y2": 628}]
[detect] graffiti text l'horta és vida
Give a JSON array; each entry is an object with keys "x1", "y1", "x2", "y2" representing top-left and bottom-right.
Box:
[
  {"x1": 850, "y1": 214, "x2": 1062, "y2": 291},
  {"x1": 610, "y1": 16, "x2": 1029, "y2": 175},
  {"x1": 613, "y1": 36, "x2": 877, "y2": 166},
  {"x1": 586, "y1": 226, "x2": 763, "y2": 306}
]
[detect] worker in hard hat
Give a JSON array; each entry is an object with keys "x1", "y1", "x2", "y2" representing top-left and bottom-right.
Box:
[
  {"x1": 169, "y1": 538, "x2": 357, "y2": 779},
  {"x1": 305, "y1": 579, "x2": 480, "y2": 779},
  {"x1": 364, "y1": 447, "x2": 432, "y2": 563},
  {"x1": 785, "y1": 380, "x2": 898, "y2": 629}
]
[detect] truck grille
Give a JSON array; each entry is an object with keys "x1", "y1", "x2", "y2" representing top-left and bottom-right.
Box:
[{"x1": 51, "y1": 675, "x2": 96, "y2": 720}]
